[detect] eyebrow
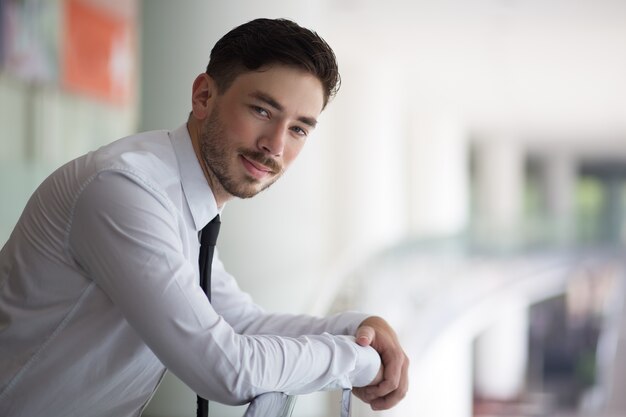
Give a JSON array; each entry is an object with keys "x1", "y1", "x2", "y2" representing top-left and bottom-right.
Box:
[{"x1": 250, "y1": 91, "x2": 318, "y2": 128}]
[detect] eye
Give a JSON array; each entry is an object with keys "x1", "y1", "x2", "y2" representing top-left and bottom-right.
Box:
[
  {"x1": 251, "y1": 105, "x2": 270, "y2": 118},
  {"x1": 290, "y1": 125, "x2": 308, "y2": 137}
]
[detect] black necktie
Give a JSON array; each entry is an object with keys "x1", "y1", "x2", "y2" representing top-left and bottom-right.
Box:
[{"x1": 197, "y1": 214, "x2": 220, "y2": 417}]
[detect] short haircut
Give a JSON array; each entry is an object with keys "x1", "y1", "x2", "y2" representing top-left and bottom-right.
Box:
[{"x1": 206, "y1": 18, "x2": 340, "y2": 108}]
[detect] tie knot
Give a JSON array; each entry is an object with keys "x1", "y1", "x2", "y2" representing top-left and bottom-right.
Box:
[{"x1": 201, "y1": 215, "x2": 220, "y2": 246}]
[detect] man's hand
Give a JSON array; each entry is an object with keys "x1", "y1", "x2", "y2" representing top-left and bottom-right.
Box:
[{"x1": 352, "y1": 316, "x2": 409, "y2": 410}]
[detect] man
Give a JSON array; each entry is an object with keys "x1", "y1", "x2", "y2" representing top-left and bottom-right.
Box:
[{"x1": 0, "y1": 18, "x2": 408, "y2": 416}]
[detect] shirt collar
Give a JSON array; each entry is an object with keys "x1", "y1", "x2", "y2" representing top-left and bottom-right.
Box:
[{"x1": 170, "y1": 123, "x2": 220, "y2": 231}]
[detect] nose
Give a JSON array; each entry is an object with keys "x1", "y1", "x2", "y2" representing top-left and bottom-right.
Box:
[{"x1": 257, "y1": 123, "x2": 287, "y2": 156}]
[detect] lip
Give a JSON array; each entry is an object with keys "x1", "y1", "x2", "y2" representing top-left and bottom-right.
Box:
[{"x1": 240, "y1": 155, "x2": 272, "y2": 180}]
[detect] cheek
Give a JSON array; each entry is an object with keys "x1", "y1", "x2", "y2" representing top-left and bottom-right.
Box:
[{"x1": 223, "y1": 110, "x2": 260, "y2": 143}]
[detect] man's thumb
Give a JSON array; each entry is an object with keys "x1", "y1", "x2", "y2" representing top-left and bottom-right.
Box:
[{"x1": 355, "y1": 325, "x2": 375, "y2": 346}]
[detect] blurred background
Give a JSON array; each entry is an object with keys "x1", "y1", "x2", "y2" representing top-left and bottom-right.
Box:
[{"x1": 1, "y1": 0, "x2": 626, "y2": 416}]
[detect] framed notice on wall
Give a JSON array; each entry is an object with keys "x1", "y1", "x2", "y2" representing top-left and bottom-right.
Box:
[
  {"x1": 1, "y1": 0, "x2": 61, "y2": 82},
  {"x1": 61, "y1": 0, "x2": 135, "y2": 104}
]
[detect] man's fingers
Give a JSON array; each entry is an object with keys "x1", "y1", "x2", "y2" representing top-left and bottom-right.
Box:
[
  {"x1": 370, "y1": 387, "x2": 407, "y2": 411},
  {"x1": 355, "y1": 325, "x2": 375, "y2": 346},
  {"x1": 353, "y1": 316, "x2": 410, "y2": 410},
  {"x1": 358, "y1": 352, "x2": 409, "y2": 403},
  {"x1": 351, "y1": 387, "x2": 368, "y2": 403},
  {"x1": 361, "y1": 346, "x2": 404, "y2": 398},
  {"x1": 370, "y1": 354, "x2": 410, "y2": 410},
  {"x1": 379, "y1": 349, "x2": 403, "y2": 393}
]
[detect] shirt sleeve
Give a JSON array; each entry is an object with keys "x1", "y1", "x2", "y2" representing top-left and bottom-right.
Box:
[{"x1": 68, "y1": 170, "x2": 380, "y2": 404}]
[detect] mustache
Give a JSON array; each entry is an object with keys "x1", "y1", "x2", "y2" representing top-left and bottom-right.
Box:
[{"x1": 240, "y1": 149, "x2": 283, "y2": 174}]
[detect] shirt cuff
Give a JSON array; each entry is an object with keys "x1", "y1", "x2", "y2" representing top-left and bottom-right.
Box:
[{"x1": 339, "y1": 335, "x2": 381, "y2": 388}]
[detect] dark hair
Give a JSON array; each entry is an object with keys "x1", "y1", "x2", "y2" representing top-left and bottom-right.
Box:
[{"x1": 206, "y1": 18, "x2": 340, "y2": 108}]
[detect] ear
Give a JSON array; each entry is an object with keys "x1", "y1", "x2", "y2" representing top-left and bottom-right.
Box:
[{"x1": 191, "y1": 73, "x2": 216, "y2": 120}]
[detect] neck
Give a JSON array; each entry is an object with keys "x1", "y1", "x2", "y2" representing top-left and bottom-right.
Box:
[{"x1": 186, "y1": 118, "x2": 231, "y2": 209}]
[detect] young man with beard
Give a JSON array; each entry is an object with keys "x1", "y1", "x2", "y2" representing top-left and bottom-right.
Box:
[{"x1": 0, "y1": 18, "x2": 408, "y2": 416}]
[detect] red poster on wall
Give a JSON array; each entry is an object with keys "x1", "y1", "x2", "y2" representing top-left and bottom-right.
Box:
[{"x1": 61, "y1": 0, "x2": 134, "y2": 104}]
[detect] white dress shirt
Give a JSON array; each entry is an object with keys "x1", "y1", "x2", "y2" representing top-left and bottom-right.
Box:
[{"x1": 0, "y1": 124, "x2": 380, "y2": 417}]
